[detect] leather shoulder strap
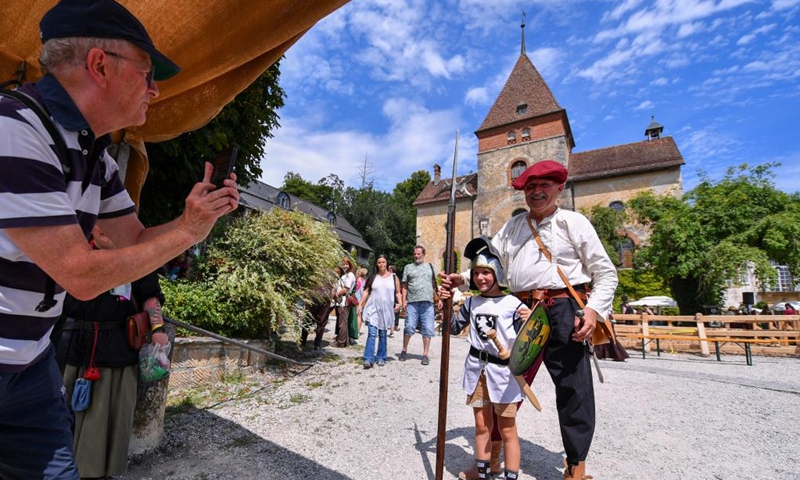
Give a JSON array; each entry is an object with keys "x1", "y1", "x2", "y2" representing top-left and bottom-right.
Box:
[{"x1": 0, "y1": 89, "x2": 70, "y2": 173}]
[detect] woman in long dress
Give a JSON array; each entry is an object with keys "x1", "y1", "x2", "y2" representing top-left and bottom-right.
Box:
[
  {"x1": 358, "y1": 255, "x2": 401, "y2": 368},
  {"x1": 53, "y1": 226, "x2": 168, "y2": 479}
]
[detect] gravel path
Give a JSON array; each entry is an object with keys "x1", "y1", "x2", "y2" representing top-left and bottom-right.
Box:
[{"x1": 120, "y1": 323, "x2": 800, "y2": 480}]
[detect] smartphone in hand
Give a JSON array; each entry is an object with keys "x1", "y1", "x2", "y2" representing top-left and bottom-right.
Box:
[{"x1": 210, "y1": 146, "x2": 238, "y2": 189}]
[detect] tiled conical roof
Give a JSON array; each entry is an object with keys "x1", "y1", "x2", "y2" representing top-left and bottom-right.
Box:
[{"x1": 477, "y1": 54, "x2": 563, "y2": 133}]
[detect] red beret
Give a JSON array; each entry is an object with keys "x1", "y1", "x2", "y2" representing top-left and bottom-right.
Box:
[{"x1": 511, "y1": 160, "x2": 568, "y2": 190}]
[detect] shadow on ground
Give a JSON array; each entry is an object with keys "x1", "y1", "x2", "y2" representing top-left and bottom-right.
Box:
[
  {"x1": 124, "y1": 404, "x2": 353, "y2": 480},
  {"x1": 412, "y1": 425, "x2": 564, "y2": 480}
]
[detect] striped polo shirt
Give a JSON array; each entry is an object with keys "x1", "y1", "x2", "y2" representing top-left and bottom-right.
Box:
[{"x1": 0, "y1": 75, "x2": 136, "y2": 372}]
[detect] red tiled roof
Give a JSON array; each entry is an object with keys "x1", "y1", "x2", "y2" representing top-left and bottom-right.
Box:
[
  {"x1": 477, "y1": 55, "x2": 563, "y2": 133},
  {"x1": 412, "y1": 173, "x2": 478, "y2": 206},
  {"x1": 569, "y1": 137, "x2": 684, "y2": 182}
]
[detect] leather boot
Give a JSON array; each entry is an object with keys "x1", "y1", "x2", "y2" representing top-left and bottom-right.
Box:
[{"x1": 563, "y1": 460, "x2": 593, "y2": 480}]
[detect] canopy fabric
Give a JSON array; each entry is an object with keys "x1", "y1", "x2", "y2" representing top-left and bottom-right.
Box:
[
  {"x1": 629, "y1": 296, "x2": 678, "y2": 308},
  {"x1": 1, "y1": 0, "x2": 349, "y2": 205}
]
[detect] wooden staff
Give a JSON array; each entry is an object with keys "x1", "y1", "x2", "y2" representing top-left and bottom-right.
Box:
[
  {"x1": 435, "y1": 131, "x2": 459, "y2": 480},
  {"x1": 486, "y1": 328, "x2": 542, "y2": 411}
]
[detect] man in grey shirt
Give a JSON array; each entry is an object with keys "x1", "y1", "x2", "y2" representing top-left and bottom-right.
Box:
[{"x1": 400, "y1": 245, "x2": 441, "y2": 365}]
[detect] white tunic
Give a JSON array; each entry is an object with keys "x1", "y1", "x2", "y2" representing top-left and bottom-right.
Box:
[
  {"x1": 363, "y1": 273, "x2": 398, "y2": 330},
  {"x1": 336, "y1": 271, "x2": 355, "y2": 308},
  {"x1": 459, "y1": 295, "x2": 525, "y2": 404}
]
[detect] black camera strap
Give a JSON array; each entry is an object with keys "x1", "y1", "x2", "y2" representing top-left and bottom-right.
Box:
[{"x1": 1, "y1": 88, "x2": 71, "y2": 312}]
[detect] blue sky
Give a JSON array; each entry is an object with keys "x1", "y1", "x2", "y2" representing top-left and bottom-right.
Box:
[{"x1": 259, "y1": 0, "x2": 800, "y2": 195}]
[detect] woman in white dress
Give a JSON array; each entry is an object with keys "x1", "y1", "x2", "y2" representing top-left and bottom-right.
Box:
[{"x1": 358, "y1": 255, "x2": 402, "y2": 368}]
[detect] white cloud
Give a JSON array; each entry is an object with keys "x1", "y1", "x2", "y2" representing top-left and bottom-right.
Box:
[
  {"x1": 772, "y1": 0, "x2": 800, "y2": 10},
  {"x1": 594, "y1": 0, "x2": 758, "y2": 42},
  {"x1": 634, "y1": 100, "x2": 655, "y2": 110},
  {"x1": 677, "y1": 21, "x2": 705, "y2": 38},
  {"x1": 261, "y1": 98, "x2": 469, "y2": 191},
  {"x1": 603, "y1": 0, "x2": 645, "y2": 22},
  {"x1": 737, "y1": 33, "x2": 757, "y2": 44},
  {"x1": 528, "y1": 47, "x2": 564, "y2": 81},
  {"x1": 465, "y1": 87, "x2": 490, "y2": 106},
  {"x1": 576, "y1": 48, "x2": 635, "y2": 82}
]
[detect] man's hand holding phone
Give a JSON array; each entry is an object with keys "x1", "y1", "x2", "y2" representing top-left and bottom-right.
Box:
[
  {"x1": 211, "y1": 146, "x2": 238, "y2": 189},
  {"x1": 205, "y1": 146, "x2": 240, "y2": 214}
]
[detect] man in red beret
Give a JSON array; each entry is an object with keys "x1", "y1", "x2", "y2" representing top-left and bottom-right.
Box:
[{"x1": 444, "y1": 160, "x2": 617, "y2": 480}]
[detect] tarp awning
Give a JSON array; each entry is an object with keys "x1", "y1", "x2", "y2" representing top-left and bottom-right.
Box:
[
  {"x1": 1, "y1": 0, "x2": 349, "y2": 143},
  {"x1": 1, "y1": 1, "x2": 350, "y2": 204}
]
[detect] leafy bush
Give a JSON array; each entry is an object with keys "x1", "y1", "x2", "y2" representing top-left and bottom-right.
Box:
[
  {"x1": 613, "y1": 269, "x2": 671, "y2": 313},
  {"x1": 162, "y1": 209, "x2": 343, "y2": 339}
]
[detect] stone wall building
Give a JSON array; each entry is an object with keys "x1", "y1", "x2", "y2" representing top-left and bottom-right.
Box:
[{"x1": 414, "y1": 33, "x2": 684, "y2": 272}]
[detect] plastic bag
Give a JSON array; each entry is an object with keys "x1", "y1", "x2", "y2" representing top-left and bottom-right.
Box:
[{"x1": 139, "y1": 341, "x2": 171, "y2": 382}]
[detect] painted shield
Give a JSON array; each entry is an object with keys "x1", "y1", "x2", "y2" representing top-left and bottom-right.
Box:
[{"x1": 509, "y1": 302, "x2": 551, "y2": 376}]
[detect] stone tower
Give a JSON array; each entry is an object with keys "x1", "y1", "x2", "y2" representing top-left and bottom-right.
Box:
[{"x1": 472, "y1": 51, "x2": 575, "y2": 238}]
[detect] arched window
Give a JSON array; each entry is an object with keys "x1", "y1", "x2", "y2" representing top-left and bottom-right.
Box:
[
  {"x1": 609, "y1": 200, "x2": 624, "y2": 212},
  {"x1": 510, "y1": 160, "x2": 527, "y2": 182},
  {"x1": 326, "y1": 212, "x2": 336, "y2": 226},
  {"x1": 507, "y1": 131, "x2": 516, "y2": 144},
  {"x1": 521, "y1": 128, "x2": 531, "y2": 141},
  {"x1": 512, "y1": 208, "x2": 527, "y2": 218},
  {"x1": 277, "y1": 192, "x2": 290, "y2": 209}
]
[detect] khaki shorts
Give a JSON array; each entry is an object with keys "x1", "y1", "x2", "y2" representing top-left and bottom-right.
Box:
[{"x1": 466, "y1": 373, "x2": 518, "y2": 418}]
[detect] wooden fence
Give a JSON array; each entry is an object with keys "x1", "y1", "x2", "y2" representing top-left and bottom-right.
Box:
[{"x1": 611, "y1": 313, "x2": 800, "y2": 365}]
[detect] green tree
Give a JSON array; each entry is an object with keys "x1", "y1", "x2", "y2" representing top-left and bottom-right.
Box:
[
  {"x1": 389, "y1": 170, "x2": 431, "y2": 267},
  {"x1": 629, "y1": 163, "x2": 800, "y2": 314},
  {"x1": 278, "y1": 169, "x2": 431, "y2": 270},
  {"x1": 282, "y1": 172, "x2": 322, "y2": 205},
  {"x1": 139, "y1": 62, "x2": 285, "y2": 226},
  {"x1": 582, "y1": 204, "x2": 629, "y2": 266},
  {"x1": 160, "y1": 208, "x2": 342, "y2": 339}
]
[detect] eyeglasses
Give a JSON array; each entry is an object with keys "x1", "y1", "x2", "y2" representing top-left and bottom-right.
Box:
[
  {"x1": 524, "y1": 181, "x2": 556, "y2": 192},
  {"x1": 103, "y1": 50, "x2": 155, "y2": 86}
]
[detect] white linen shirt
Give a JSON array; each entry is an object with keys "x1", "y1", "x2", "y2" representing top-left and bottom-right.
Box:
[
  {"x1": 462, "y1": 209, "x2": 618, "y2": 319},
  {"x1": 336, "y1": 271, "x2": 356, "y2": 308}
]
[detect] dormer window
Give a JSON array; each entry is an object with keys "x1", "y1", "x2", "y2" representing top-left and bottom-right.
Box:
[
  {"x1": 277, "y1": 191, "x2": 290, "y2": 209},
  {"x1": 516, "y1": 103, "x2": 527, "y2": 115},
  {"x1": 326, "y1": 212, "x2": 336, "y2": 226},
  {"x1": 521, "y1": 128, "x2": 531, "y2": 141},
  {"x1": 507, "y1": 131, "x2": 516, "y2": 144}
]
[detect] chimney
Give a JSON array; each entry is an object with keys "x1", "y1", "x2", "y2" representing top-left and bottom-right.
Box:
[{"x1": 433, "y1": 164, "x2": 441, "y2": 185}]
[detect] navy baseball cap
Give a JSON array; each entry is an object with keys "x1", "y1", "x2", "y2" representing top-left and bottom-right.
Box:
[{"x1": 40, "y1": 0, "x2": 180, "y2": 81}]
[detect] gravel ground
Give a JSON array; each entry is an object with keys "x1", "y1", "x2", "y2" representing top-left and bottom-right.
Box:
[{"x1": 119, "y1": 322, "x2": 800, "y2": 480}]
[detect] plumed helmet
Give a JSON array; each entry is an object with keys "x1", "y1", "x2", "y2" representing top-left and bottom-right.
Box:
[{"x1": 463, "y1": 236, "x2": 506, "y2": 290}]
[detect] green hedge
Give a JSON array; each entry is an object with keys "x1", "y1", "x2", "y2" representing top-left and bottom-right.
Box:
[{"x1": 161, "y1": 209, "x2": 343, "y2": 339}]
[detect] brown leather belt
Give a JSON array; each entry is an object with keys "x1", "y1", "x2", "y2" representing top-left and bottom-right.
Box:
[{"x1": 513, "y1": 285, "x2": 587, "y2": 306}]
